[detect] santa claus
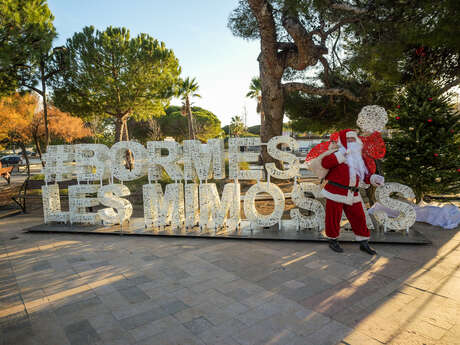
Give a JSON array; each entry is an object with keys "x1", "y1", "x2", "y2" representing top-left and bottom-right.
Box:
[{"x1": 320, "y1": 129, "x2": 384, "y2": 254}]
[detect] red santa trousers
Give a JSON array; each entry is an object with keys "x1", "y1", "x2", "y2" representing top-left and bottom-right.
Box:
[{"x1": 325, "y1": 199, "x2": 370, "y2": 239}]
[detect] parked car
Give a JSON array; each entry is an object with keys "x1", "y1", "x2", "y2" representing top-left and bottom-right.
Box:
[
  {"x1": 20, "y1": 151, "x2": 36, "y2": 159},
  {"x1": 0, "y1": 155, "x2": 23, "y2": 165},
  {"x1": 23, "y1": 150, "x2": 35, "y2": 157}
]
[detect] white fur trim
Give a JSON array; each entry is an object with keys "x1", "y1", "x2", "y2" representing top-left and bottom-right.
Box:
[
  {"x1": 334, "y1": 151, "x2": 346, "y2": 164},
  {"x1": 355, "y1": 235, "x2": 370, "y2": 241},
  {"x1": 320, "y1": 188, "x2": 361, "y2": 206},
  {"x1": 346, "y1": 131, "x2": 363, "y2": 145},
  {"x1": 370, "y1": 174, "x2": 385, "y2": 187},
  {"x1": 346, "y1": 131, "x2": 357, "y2": 138},
  {"x1": 327, "y1": 236, "x2": 339, "y2": 239}
]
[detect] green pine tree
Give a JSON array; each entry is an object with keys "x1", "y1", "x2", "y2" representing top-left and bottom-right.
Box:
[{"x1": 383, "y1": 83, "x2": 460, "y2": 203}]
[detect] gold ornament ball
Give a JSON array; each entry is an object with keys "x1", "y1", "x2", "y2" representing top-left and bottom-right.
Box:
[
  {"x1": 435, "y1": 177, "x2": 442, "y2": 182},
  {"x1": 405, "y1": 157, "x2": 411, "y2": 161}
]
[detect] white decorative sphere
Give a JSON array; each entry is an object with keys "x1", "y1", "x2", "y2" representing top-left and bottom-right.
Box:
[{"x1": 356, "y1": 105, "x2": 388, "y2": 133}]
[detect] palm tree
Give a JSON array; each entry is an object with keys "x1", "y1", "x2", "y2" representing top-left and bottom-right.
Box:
[
  {"x1": 177, "y1": 77, "x2": 201, "y2": 140},
  {"x1": 230, "y1": 116, "x2": 246, "y2": 137},
  {"x1": 246, "y1": 76, "x2": 264, "y2": 128}
]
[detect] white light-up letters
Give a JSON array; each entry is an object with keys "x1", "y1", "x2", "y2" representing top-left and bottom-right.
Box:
[
  {"x1": 75, "y1": 144, "x2": 111, "y2": 182},
  {"x1": 199, "y1": 183, "x2": 240, "y2": 229},
  {"x1": 182, "y1": 139, "x2": 225, "y2": 181},
  {"x1": 374, "y1": 182, "x2": 417, "y2": 231},
  {"x1": 40, "y1": 137, "x2": 418, "y2": 234},
  {"x1": 265, "y1": 136, "x2": 300, "y2": 179},
  {"x1": 229, "y1": 137, "x2": 263, "y2": 180},
  {"x1": 42, "y1": 184, "x2": 70, "y2": 223},
  {"x1": 69, "y1": 184, "x2": 100, "y2": 224},
  {"x1": 244, "y1": 182, "x2": 285, "y2": 227},
  {"x1": 184, "y1": 183, "x2": 199, "y2": 228},
  {"x1": 143, "y1": 183, "x2": 185, "y2": 228},
  {"x1": 110, "y1": 141, "x2": 148, "y2": 181},
  {"x1": 290, "y1": 182, "x2": 324, "y2": 229},
  {"x1": 97, "y1": 184, "x2": 132, "y2": 225},
  {"x1": 42, "y1": 145, "x2": 75, "y2": 182},
  {"x1": 147, "y1": 141, "x2": 183, "y2": 181}
]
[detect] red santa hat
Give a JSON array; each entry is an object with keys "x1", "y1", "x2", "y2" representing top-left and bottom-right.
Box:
[{"x1": 338, "y1": 129, "x2": 362, "y2": 149}]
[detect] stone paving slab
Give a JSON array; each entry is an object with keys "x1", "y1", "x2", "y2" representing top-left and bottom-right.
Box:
[
  {"x1": 0, "y1": 211, "x2": 458, "y2": 345},
  {"x1": 25, "y1": 218, "x2": 432, "y2": 244}
]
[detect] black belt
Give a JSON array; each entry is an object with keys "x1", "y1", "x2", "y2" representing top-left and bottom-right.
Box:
[{"x1": 327, "y1": 181, "x2": 360, "y2": 193}]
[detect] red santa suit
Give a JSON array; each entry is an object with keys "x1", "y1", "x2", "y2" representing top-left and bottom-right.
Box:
[{"x1": 320, "y1": 129, "x2": 383, "y2": 241}]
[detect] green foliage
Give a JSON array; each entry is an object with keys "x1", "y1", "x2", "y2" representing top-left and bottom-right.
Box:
[
  {"x1": 223, "y1": 124, "x2": 258, "y2": 137},
  {"x1": 52, "y1": 26, "x2": 180, "y2": 124},
  {"x1": 85, "y1": 116, "x2": 116, "y2": 146},
  {"x1": 228, "y1": 0, "x2": 329, "y2": 41},
  {"x1": 246, "y1": 76, "x2": 261, "y2": 100},
  {"x1": 383, "y1": 83, "x2": 460, "y2": 202},
  {"x1": 0, "y1": 0, "x2": 56, "y2": 96},
  {"x1": 285, "y1": 69, "x2": 395, "y2": 134},
  {"x1": 155, "y1": 106, "x2": 223, "y2": 142},
  {"x1": 227, "y1": 0, "x2": 260, "y2": 40},
  {"x1": 247, "y1": 125, "x2": 260, "y2": 135},
  {"x1": 246, "y1": 76, "x2": 263, "y2": 117},
  {"x1": 346, "y1": 0, "x2": 460, "y2": 89},
  {"x1": 175, "y1": 76, "x2": 201, "y2": 140},
  {"x1": 127, "y1": 117, "x2": 160, "y2": 145},
  {"x1": 229, "y1": 116, "x2": 246, "y2": 137},
  {"x1": 176, "y1": 77, "x2": 201, "y2": 101}
]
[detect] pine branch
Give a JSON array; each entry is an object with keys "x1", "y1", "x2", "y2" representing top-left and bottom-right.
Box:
[
  {"x1": 330, "y1": 3, "x2": 367, "y2": 15},
  {"x1": 283, "y1": 82, "x2": 360, "y2": 102}
]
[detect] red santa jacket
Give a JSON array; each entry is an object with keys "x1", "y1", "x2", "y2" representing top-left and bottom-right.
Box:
[{"x1": 320, "y1": 151, "x2": 372, "y2": 205}]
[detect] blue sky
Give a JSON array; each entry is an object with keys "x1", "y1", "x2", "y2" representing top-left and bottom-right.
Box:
[{"x1": 47, "y1": 0, "x2": 261, "y2": 127}]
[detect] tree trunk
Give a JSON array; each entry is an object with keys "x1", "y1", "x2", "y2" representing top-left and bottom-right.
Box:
[
  {"x1": 258, "y1": 96, "x2": 265, "y2": 130},
  {"x1": 259, "y1": 60, "x2": 284, "y2": 166},
  {"x1": 147, "y1": 118, "x2": 161, "y2": 140},
  {"x1": 114, "y1": 116, "x2": 128, "y2": 142},
  {"x1": 18, "y1": 141, "x2": 30, "y2": 178},
  {"x1": 186, "y1": 97, "x2": 195, "y2": 140},
  {"x1": 114, "y1": 114, "x2": 134, "y2": 169},
  {"x1": 185, "y1": 97, "x2": 196, "y2": 140},
  {"x1": 33, "y1": 134, "x2": 44, "y2": 167},
  {"x1": 122, "y1": 120, "x2": 129, "y2": 141},
  {"x1": 40, "y1": 61, "x2": 50, "y2": 150},
  {"x1": 415, "y1": 186, "x2": 423, "y2": 205},
  {"x1": 122, "y1": 119, "x2": 134, "y2": 170}
]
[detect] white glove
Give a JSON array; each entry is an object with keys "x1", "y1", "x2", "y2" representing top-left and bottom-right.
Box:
[{"x1": 370, "y1": 174, "x2": 385, "y2": 187}]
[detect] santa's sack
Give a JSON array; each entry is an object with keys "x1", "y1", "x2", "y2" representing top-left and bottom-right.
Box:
[{"x1": 306, "y1": 148, "x2": 337, "y2": 180}]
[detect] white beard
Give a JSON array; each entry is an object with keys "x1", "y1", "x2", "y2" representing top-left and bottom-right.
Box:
[{"x1": 339, "y1": 142, "x2": 368, "y2": 180}]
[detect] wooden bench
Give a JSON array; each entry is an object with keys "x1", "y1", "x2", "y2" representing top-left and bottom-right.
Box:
[{"x1": 0, "y1": 162, "x2": 14, "y2": 184}]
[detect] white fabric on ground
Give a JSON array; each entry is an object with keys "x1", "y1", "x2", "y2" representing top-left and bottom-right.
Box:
[{"x1": 368, "y1": 202, "x2": 460, "y2": 230}]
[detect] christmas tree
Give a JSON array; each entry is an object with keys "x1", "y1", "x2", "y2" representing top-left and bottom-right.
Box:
[{"x1": 383, "y1": 83, "x2": 460, "y2": 203}]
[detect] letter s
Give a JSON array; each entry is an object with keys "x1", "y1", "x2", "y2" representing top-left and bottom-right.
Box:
[
  {"x1": 374, "y1": 182, "x2": 416, "y2": 231},
  {"x1": 97, "y1": 184, "x2": 132, "y2": 225}
]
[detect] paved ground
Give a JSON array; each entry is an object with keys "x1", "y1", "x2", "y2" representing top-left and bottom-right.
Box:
[{"x1": 0, "y1": 211, "x2": 459, "y2": 345}]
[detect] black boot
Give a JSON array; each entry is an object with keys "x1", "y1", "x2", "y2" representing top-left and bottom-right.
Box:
[
  {"x1": 328, "y1": 239, "x2": 343, "y2": 253},
  {"x1": 359, "y1": 240, "x2": 377, "y2": 255}
]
